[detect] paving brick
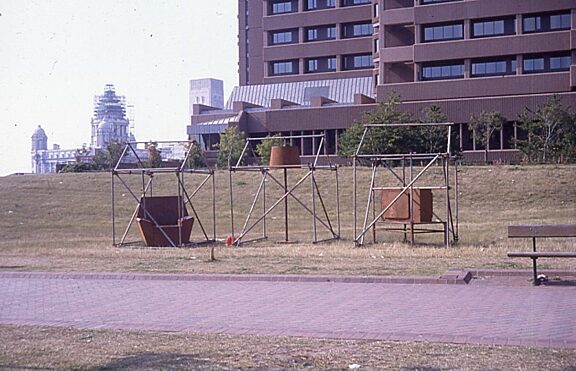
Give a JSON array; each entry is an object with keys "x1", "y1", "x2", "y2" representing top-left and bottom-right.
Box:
[{"x1": 0, "y1": 272, "x2": 574, "y2": 349}]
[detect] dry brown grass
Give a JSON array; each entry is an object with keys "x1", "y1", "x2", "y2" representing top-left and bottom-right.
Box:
[
  {"x1": 1, "y1": 325, "x2": 574, "y2": 370},
  {"x1": 0, "y1": 165, "x2": 575, "y2": 275},
  {"x1": 1, "y1": 166, "x2": 575, "y2": 369}
]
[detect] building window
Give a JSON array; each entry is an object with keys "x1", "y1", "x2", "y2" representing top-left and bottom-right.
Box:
[
  {"x1": 550, "y1": 13, "x2": 571, "y2": 30},
  {"x1": 523, "y1": 53, "x2": 571, "y2": 74},
  {"x1": 305, "y1": 56, "x2": 337, "y2": 73},
  {"x1": 342, "y1": 22, "x2": 373, "y2": 38},
  {"x1": 374, "y1": 3, "x2": 379, "y2": 18},
  {"x1": 422, "y1": 22, "x2": 463, "y2": 42},
  {"x1": 269, "y1": 29, "x2": 298, "y2": 45},
  {"x1": 305, "y1": 25, "x2": 336, "y2": 42},
  {"x1": 422, "y1": 61, "x2": 464, "y2": 80},
  {"x1": 269, "y1": 0, "x2": 297, "y2": 15},
  {"x1": 306, "y1": 0, "x2": 335, "y2": 10},
  {"x1": 471, "y1": 58, "x2": 517, "y2": 77},
  {"x1": 341, "y1": 0, "x2": 370, "y2": 6},
  {"x1": 270, "y1": 60, "x2": 299, "y2": 76},
  {"x1": 472, "y1": 18, "x2": 515, "y2": 38},
  {"x1": 523, "y1": 12, "x2": 571, "y2": 33},
  {"x1": 343, "y1": 54, "x2": 374, "y2": 70},
  {"x1": 550, "y1": 55, "x2": 571, "y2": 70}
]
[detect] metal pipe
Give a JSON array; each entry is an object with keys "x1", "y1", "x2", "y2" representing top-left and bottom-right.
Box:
[
  {"x1": 238, "y1": 174, "x2": 267, "y2": 242},
  {"x1": 111, "y1": 171, "x2": 116, "y2": 246},
  {"x1": 353, "y1": 156, "x2": 357, "y2": 245},
  {"x1": 284, "y1": 168, "x2": 289, "y2": 242},
  {"x1": 444, "y1": 157, "x2": 450, "y2": 248},
  {"x1": 409, "y1": 154, "x2": 414, "y2": 245},
  {"x1": 177, "y1": 175, "x2": 210, "y2": 241},
  {"x1": 246, "y1": 134, "x2": 325, "y2": 141},
  {"x1": 113, "y1": 143, "x2": 130, "y2": 172},
  {"x1": 355, "y1": 127, "x2": 369, "y2": 157},
  {"x1": 177, "y1": 171, "x2": 183, "y2": 246},
  {"x1": 235, "y1": 171, "x2": 312, "y2": 242},
  {"x1": 311, "y1": 170, "x2": 317, "y2": 242},
  {"x1": 267, "y1": 172, "x2": 334, "y2": 232},
  {"x1": 364, "y1": 122, "x2": 454, "y2": 128},
  {"x1": 360, "y1": 163, "x2": 377, "y2": 246},
  {"x1": 229, "y1": 168, "x2": 235, "y2": 241},
  {"x1": 263, "y1": 170, "x2": 267, "y2": 239},
  {"x1": 454, "y1": 160, "x2": 459, "y2": 242},
  {"x1": 212, "y1": 171, "x2": 216, "y2": 241},
  {"x1": 313, "y1": 137, "x2": 325, "y2": 168},
  {"x1": 336, "y1": 166, "x2": 341, "y2": 238},
  {"x1": 236, "y1": 140, "x2": 251, "y2": 168},
  {"x1": 355, "y1": 154, "x2": 441, "y2": 244}
]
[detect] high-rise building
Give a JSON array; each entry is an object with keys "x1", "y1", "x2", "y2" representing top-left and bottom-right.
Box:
[{"x1": 188, "y1": 0, "x2": 575, "y2": 162}]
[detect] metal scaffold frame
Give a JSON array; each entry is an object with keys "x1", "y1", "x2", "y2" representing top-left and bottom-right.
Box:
[
  {"x1": 229, "y1": 134, "x2": 341, "y2": 246},
  {"x1": 353, "y1": 123, "x2": 460, "y2": 248},
  {"x1": 111, "y1": 140, "x2": 216, "y2": 247}
]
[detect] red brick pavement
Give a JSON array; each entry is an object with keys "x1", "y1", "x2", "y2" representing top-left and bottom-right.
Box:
[{"x1": 0, "y1": 272, "x2": 574, "y2": 349}]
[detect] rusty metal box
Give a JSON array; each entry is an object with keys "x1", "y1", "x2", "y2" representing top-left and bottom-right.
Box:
[{"x1": 380, "y1": 188, "x2": 433, "y2": 223}]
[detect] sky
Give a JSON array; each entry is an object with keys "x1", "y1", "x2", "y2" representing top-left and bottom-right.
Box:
[{"x1": 0, "y1": 0, "x2": 238, "y2": 175}]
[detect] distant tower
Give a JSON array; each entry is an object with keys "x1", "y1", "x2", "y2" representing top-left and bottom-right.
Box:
[
  {"x1": 91, "y1": 84, "x2": 132, "y2": 148},
  {"x1": 189, "y1": 78, "x2": 224, "y2": 116},
  {"x1": 31, "y1": 125, "x2": 48, "y2": 151},
  {"x1": 31, "y1": 125, "x2": 48, "y2": 174}
]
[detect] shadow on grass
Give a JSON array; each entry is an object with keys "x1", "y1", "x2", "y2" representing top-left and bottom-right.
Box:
[{"x1": 98, "y1": 352, "x2": 209, "y2": 369}]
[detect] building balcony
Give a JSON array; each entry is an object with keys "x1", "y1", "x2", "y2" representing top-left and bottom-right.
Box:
[
  {"x1": 377, "y1": 72, "x2": 572, "y2": 102},
  {"x1": 414, "y1": 0, "x2": 574, "y2": 24},
  {"x1": 413, "y1": 31, "x2": 571, "y2": 63},
  {"x1": 381, "y1": 45, "x2": 414, "y2": 63},
  {"x1": 382, "y1": 6, "x2": 414, "y2": 25},
  {"x1": 263, "y1": 38, "x2": 372, "y2": 61},
  {"x1": 262, "y1": 5, "x2": 371, "y2": 30}
]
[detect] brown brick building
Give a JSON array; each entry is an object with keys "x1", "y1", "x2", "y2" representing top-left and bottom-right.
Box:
[{"x1": 189, "y1": 0, "x2": 575, "y2": 162}]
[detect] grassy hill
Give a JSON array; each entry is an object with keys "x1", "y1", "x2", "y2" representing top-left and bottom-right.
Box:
[{"x1": 0, "y1": 164, "x2": 574, "y2": 276}]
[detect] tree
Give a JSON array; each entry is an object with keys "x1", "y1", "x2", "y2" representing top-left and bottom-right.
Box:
[
  {"x1": 338, "y1": 92, "x2": 412, "y2": 157},
  {"x1": 469, "y1": 110, "x2": 505, "y2": 162},
  {"x1": 517, "y1": 96, "x2": 575, "y2": 163},
  {"x1": 337, "y1": 122, "x2": 366, "y2": 158},
  {"x1": 93, "y1": 149, "x2": 112, "y2": 170},
  {"x1": 255, "y1": 134, "x2": 283, "y2": 165},
  {"x1": 216, "y1": 127, "x2": 245, "y2": 168},
  {"x1": 60, "y1": 162, "x2": 98, "y2": 173},
  {"x1": 185, "y1": 141, "x2": 207, "y2": 168},
  {"x1": 107, "y1": 140, "x2": 125, "y2": 168},
  {"x1": 419, "y1": 105, "x2": 450, "y2": 154},
  {"x1": 145, "y1": 141, "x2": 162, "y2": 168}
]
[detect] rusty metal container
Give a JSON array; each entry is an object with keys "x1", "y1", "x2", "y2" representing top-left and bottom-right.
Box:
[
  {"x1": 380, "y1": 188, "x2": 433, "y2": 223},
  {"x1": 269, "y1": 145, "x2": 300, "y2": 167}
]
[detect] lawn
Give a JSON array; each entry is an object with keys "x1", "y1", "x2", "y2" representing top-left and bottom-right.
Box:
[
  {"x1": 0, "y1": 164, "x2": 575, "y2": 369},
  {"x1": 0, "y1": 164, "x2": 574, "y2": 275}
]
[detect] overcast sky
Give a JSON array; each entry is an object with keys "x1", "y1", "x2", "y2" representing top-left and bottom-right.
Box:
[{"x1": 0, "y1": 0, "x2": 238, "y2": 175}]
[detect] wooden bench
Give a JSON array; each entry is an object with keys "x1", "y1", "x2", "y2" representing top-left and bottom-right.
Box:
[{"x1": 507, "y1": 224, "x2": 576, "y2": 285}]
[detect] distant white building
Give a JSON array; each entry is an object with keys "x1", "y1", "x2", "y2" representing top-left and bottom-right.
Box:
[
  {"x1": 30, "y1": 125, "x2": 77, "y2": 174},
  {"x1": 189, "y1": 78, "x2": 224, "y2": 115},
  {"x1": 32, "y1": 84, "x2": 135, "y2": 174}
]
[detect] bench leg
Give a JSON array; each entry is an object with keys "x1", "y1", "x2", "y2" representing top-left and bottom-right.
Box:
[
  {"x1": 531, "y1": 237, "x2": 539, "y2": 286},
  {"x1": 531, "y1": 257, "x2": 539, "y2": 286}
]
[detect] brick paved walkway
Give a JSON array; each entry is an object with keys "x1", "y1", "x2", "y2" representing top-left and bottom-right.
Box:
[{"x1": 0, "y1": 272, "x2": 574, "y2": 349}]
